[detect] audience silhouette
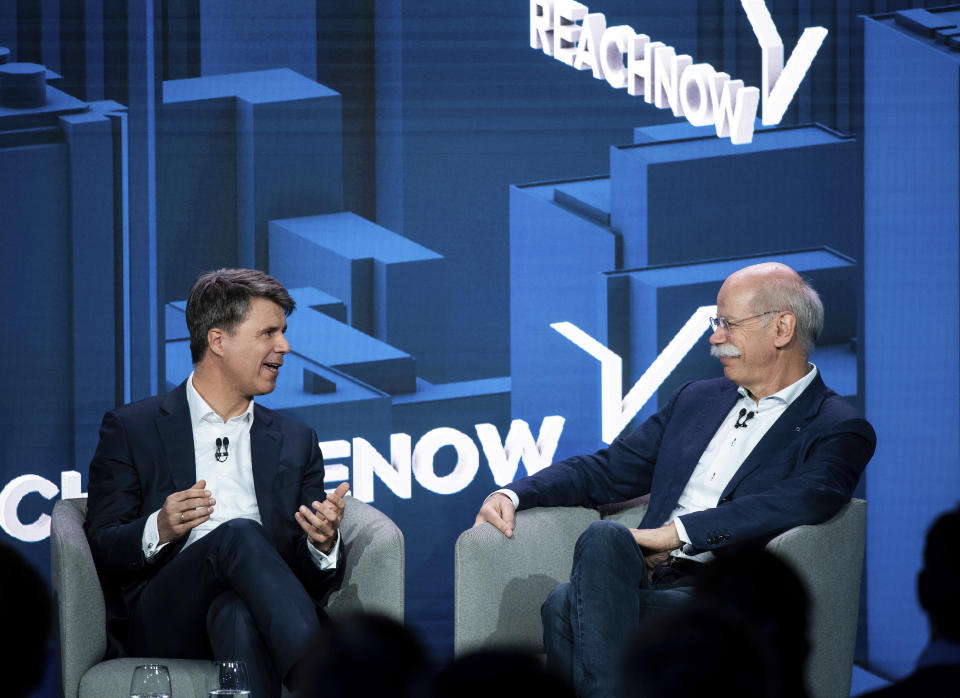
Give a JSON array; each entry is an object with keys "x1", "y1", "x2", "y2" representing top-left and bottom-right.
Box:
[
  {"x1": 857, "y1": 503, "x2": 960, "y2": 696},
  {"x1": 434, "y1": 648, "x2": 574, "y2": 698},
  {"x1": 0, "y1": 542, "x2": 51, "y2": 698},
  {"x1": 301, "y1": 612, "x2": 433, "y2": 698},
  {"x1": 621, "y1": 546, "x2": 809, "y2": 698}
]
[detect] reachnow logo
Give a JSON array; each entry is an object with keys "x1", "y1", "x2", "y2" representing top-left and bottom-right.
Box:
[{"x1": 530, "y1": 0, "x2": 828, "y2": 144}]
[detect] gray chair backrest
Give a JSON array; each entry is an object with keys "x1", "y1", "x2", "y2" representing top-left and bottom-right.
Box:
[
  {"x1": 50, "y1": 498, "x2": 106, "y2": 698},
  {"x1": 768, "y1": 498, "x2": 866, "y2": 698}
]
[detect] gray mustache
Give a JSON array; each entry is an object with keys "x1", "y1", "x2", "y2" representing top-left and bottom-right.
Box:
[{"x1": 710, "y1": 344, "x2": 742, "y2": 358}]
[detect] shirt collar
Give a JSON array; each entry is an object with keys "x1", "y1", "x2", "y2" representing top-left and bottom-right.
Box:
[
  {"x1": 186, "y1": 371, "x2": 255, "y2": 427},
  {"x1": 737, "y1": 363, "x2": 819, "y2": 408}
]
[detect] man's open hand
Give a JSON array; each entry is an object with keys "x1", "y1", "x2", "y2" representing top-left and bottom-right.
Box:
[
  {"x1": 157, "y1": 479, "x2": 214, "y2": 544},
  {"x1": 296, "y1": 482, "x2": 349, "y2": 554},
  {"x1": 473, "y1": 492, "x2": 516, "y2": 538}
]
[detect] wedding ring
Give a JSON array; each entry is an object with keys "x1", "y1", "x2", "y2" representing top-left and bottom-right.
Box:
[{"x1": 180, "y1": 512, "x2": 185, "y2": 523}]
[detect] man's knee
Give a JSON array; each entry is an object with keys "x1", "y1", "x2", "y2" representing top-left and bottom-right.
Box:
[
  {"x1": 217, "y1": 517, "x2": 265, "y2": 537},
  {"x1": 541, "y1": 583, "x2": 570, "y2": 627},
  {"x1": 207, "y1": 590, "x2": 254, "y2": 635},
  {"x1": 207, "y1": 518, "x2": 269, "y2": 553},
  {"x1": 575, "y1": 520, "x2": 634, "y2": 558}
]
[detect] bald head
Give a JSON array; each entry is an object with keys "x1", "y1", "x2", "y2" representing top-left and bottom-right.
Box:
[{"x1": 721, "y1": 263, "x2": 823, "y2": 358}]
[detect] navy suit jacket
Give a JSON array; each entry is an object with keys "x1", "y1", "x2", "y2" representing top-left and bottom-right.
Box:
[
  {"x1": 84, "y1": 381, "x2": 335, "y2": 646},
  {"x1": 510, "y1": 373, "x2": 876, "y2": 552}
]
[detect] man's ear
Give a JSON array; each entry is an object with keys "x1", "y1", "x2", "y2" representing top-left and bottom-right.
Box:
[
  {"x1": 207, "y1": 327, "x2": 226, "y2": 357},
  {"x1": 773, "y1": 311, "x2": 797, "y2": 349}
]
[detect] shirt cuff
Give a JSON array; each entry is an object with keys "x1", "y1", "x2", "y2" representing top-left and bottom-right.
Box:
[
  {"x1": 308, "y1": 532, "x2": 340, "y2": 570},
  {"x1": 672, "y1": 516, "x2": 692, "y2": 546},
  {"x1": 489, "y1": 488, "x2": 519, "y2": 510},
  {"x1": 142, "y1": 510, "x2": 170, "y2": 561}
]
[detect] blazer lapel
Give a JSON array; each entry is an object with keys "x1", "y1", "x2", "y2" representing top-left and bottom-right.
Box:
[
  {"x1": 155, "y1": 383, "x2": 198, "y2": 493},
  {"x1": 250, "y1": 405, "x2": 281, "y2": 534},
  {"x1": 641, "y1": 381, "x2": 740, "y2": 528},
  {"x1": 720, "y1": 373, "x2": 829, "y2": 498}
]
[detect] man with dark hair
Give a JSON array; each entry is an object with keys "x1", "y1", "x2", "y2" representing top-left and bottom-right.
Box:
[
  {"x1": 85, "y1": 269, "x2": 348, "y2": 698},
  {"x1": 857, "y1": 504, "x2": 960, "y2": 696},
  {"x1": 475, "y1": 262, "x2": 876, "y2": 698}
]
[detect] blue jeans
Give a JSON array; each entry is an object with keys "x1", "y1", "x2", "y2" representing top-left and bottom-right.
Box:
[{"x1": 541, "y1": 520, "x2": 694, "y2": 698}]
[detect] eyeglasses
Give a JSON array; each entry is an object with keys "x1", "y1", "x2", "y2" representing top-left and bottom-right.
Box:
[{"x1": 708, "y1": 310, "x2": 782, "y2": 335}]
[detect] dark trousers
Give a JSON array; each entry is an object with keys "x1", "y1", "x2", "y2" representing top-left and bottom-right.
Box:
[
  {"x1": 541, "y1": 520, "x2": 695, "y2": 698},
  {"x1": 127, "y1": 518, "x2": 320, "y2": 698}
]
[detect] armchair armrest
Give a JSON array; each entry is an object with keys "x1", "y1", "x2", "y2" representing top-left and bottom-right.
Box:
[
  {"x1": 323, "y1": 496, "x2": 405, "y2": 621},
  {"x1": 454, "y1": 506, "x2": 599, "y2": 655}
]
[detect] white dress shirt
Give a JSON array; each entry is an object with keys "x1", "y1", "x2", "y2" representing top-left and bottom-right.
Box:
[
  {"x1": 494, "y1": 366, "x2": 819, "y2": 561},
  {"x1": 669, "y1": 365, "x2": 818, "y2": 560},
  {"x1": 141, "y1": 373, "x2": 339, "y2": 569}
]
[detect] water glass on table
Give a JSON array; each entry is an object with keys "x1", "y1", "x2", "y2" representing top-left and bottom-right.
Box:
[
  {"x1": 129, "y1": 664, "x2": 171, "y2": 698},
  {"x1": 209, "y1": 660, "x2": 251, "y2": 696}
]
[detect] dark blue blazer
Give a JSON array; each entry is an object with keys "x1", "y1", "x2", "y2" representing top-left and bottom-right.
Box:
[
  {"x1": 510, "y1": 373, "x2": 876, "y2": 552},
  {"x1": 84, "y1": 381, "x2": 334, "y2": 641}
]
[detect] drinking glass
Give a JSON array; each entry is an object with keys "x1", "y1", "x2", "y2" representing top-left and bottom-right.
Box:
[
  {"x1": 129, "y1": 664, "x2": 171, "y2": 698},
  {"x1": 209, "y1": 660, "x2": 251, "y2": 697}
]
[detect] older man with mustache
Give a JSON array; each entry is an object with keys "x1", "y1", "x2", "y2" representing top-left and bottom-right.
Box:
[{"x1": 474, "y1": 262, "x2": 876, "y2": 698}]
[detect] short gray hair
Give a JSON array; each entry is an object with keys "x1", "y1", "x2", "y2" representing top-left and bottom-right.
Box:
[
  {"x1": 186, "y1": 269, "x2": 295, "y2": 364},
  {"x1": 752, "y1": 275, "x2": 823, "y2": 357}
]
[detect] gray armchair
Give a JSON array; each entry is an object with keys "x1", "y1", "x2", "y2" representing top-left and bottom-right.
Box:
[
  {"x1": 455, "y1": 498, "x2": 865, "y2": 698},
  {"x1": 51, "y1": 496, "x2": 404, "y2": 698}
]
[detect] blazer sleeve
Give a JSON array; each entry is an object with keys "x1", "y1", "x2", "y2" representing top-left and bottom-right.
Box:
[
  {"x1": 509, "y1": 383, "x2": 690, "y2": 510},
  {"x1": 678, "y1": 416, "x2": 876, "y2": 551},
  {"x1": 84, "y1": 410, "x2": 157, "y2": 575},
  {"x1": 289, "y1": 432, "x2": 339, "y2": 596}
]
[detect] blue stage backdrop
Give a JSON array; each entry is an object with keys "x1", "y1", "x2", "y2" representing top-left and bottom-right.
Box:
[{"x1": 1, "y1": 2, "x2": 959, "y2": 695}]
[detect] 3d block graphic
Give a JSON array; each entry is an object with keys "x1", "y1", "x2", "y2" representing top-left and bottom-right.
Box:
[
  {"x1": 269, "y1": 212, "x2": 447, "y2": 381},
  {"x1": 610, "y1": 125, "x2": 861, "y2": 269},
  {"x1": 0, "y1": 66, "x2": 123, "y2": 582},
  {"x1": 0, "y1": 67, "x2": 85, "y2": 122},
  {"x1": 159, "y1": 68, "x2": 343, "y2": 300},
  {"x1": 510, "y1": 176, "x2": 620, "y2": 460},
  {"x1": 0, "y1": 61, "x2": 46, "y2": 107},
  {"x1": 0, "y1": 74, "x2": 123, "y2": 468},
  {"x1": 199, "y1": 0, "x2": 318, "y2": 82},
  {"x1": 863, "y1": 6, "x2": 960, "y2": 678}
]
